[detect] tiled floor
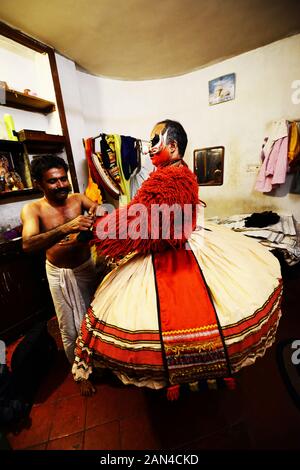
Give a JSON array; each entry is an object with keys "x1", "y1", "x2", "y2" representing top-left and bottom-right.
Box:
[{"x1": 4, "y1": 264, "x2": 300, "y2": 451}]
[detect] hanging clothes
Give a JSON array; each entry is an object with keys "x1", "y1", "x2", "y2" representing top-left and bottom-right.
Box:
[
  {"x1": 290, "y1": 167, "x2": 300, "y2": 194},
  {"x1": 130, "y1": 147, "x2": 154, "y2": 199},
  {"x1": 114, "y1": 134, "x2": 131, "y2": 204},
  {"x1": 120, "y1": 136, "x2": 138, "y2": 180},
  {"x1": 288, "y1": 121, "x2": 300, "y2": 167},
  {"x1": 89, "y1": 134, "x2": 122, "y2": 200},
  {"x1": 255, "y1": 119, "x2": 289, "y2": 193},
  {"x1": 85, "y1": 132, "x2": 149, "y2": 204},
  {"x1": 99, "y1": 134, "x2": 112, "y2": 169},
  {"x1": 84, "y1": 138, "x2": 103, "y2": 204},
  {"x1": 103, "y1": 134, "x2": 123, "y2": 186}
]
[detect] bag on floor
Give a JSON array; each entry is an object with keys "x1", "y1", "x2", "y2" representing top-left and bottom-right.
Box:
[
  {"x1": 0, "y1": 321, "x2": 57, "y2": 425},
  {"x1": 0, "y1": 364, "x2": 30, "y2": 425}
]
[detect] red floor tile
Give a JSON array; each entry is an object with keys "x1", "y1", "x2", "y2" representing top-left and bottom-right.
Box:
[
  {"x1": 47, "y1": 431, "x2": 84, "y2": 450},
  {"x1": 84, "y1": 420, "x2": 121, "y2": 450},
  {"x1": 117, "y1": 385, "x2": 149, "y2": 420},
  {"x1": 120, "y1": 413, "x2": 161, "y2": 450},
  {"x1": 85, "y1": 384, "x2": 122, "y2": 429},
  {"x1": 26, "y1": 442, "x2": 48, "y2": 450},
  {"x1": 52, "y1": 372, "x2": 81, "y2": 400},
  {"x1": 143, "y1": 389, "x2": 229, "y2": 449},
  {"x1": 7, "y1": 402, "x2": 55, "y2": 450},
  {"x1": 180, "y1": 421, "x2": 252, "y2": 450},
  {"x1": 49, "y1": 395, "x2": 86, "y2": 440},
  {"x1": 35, "y1": 372, "x2": 80, "y2": 406},
  {"x1": 34, "y1": 352, "x2": 71, "y2": 405},
  {"x1": 4, "y1": 272, "x2": 300, "y2": 452},
  {"x1": 239, "y1": 349, "x2": 300, "y2": 449}
]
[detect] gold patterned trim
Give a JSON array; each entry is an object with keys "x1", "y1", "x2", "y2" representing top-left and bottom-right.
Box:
[{"x1": 162, "y1": 324, "x2": 218, "y2": 336}]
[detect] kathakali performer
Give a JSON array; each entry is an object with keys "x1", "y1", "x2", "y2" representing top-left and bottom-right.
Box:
[{"x1": 72, "y1": 119, "x2": 282, "y2": 398}]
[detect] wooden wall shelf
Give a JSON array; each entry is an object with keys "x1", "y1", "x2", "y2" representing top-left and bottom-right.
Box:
[
  {"x1": 18, "y1": 131, "x2": 66, "y2": 154},
  {"x1": 23, "y1": 139, "x2": 65, "y2": 154},
  {"x1": 0, "y1": 187, "x2": 41, "y2": 201},
  {"x1": 3, "y1": 89, "x2": 56, "y2": 114},
  {"x1": 0, "y1": 134, "x2": 66, "y2": 154}
]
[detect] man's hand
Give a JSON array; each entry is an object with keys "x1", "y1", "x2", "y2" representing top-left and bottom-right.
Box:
[
  {"x1": 88, "y1": 204, "x2": 98, "y2": 219},
  {"x1": 63, "y1": 215, "x2": 94, "y2": 234}
]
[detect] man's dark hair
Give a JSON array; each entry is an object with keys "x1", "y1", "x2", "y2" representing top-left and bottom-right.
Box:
[
  {"x1": 31, "y1": 155, "x2": 69, "y2": 182},
  {"x1": 157, "y1": 119, "x2": 188, "y2": 157}
]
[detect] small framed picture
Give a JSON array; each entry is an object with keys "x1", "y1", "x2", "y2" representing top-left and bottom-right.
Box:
[{"x1": 209, "y1": 73, "x2": 235, "y2": 105}]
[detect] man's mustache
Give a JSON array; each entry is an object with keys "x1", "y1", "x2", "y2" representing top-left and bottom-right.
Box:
[{"x1": 54, "y1": 187, "x2": 70, "y2": 194}]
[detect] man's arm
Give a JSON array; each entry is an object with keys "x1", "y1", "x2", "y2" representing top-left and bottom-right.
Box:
[{"x1": 21, "y1": 203, "x2": 94, "y2": 253}]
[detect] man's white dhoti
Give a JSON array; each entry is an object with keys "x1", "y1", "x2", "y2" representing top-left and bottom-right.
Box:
[{"x1": 46, "y1": 258, "x2": 97, "y2": 363}]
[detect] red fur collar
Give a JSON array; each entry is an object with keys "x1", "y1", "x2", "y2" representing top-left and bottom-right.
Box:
[{"x1": 93, "y1": 165, "x2": 199, "y2": 258}]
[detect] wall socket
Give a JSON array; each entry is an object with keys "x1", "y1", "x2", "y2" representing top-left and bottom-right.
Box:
[{"x1": 246, "y1": 163, "x2": 260, "y2": 172}]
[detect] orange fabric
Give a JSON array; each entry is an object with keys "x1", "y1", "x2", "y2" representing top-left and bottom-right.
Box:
[
  {"x1": 288, "y1": 122, "x2": 300, "y2": 164},
  {"x1": 84, "y1": 138, "x2": 102, "y2": 204},
  {"x1": 154, "y1": 248, "x2": 218, "y2": 332},
  {"x1": 92, "y1": 340, "x2": 163, "y2": 366},
  {"x1": 153, "y1": 247, "x2": 228, "y2": 384}
]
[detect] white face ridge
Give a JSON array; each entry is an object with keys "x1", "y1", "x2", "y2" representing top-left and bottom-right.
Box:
[{"x1": 150, "y1": 128, "x2": 169, "y2": 155}]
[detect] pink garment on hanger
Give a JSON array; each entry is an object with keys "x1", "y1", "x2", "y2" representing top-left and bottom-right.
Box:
[{"x1": 255, "y1": 136, "x2": 288, "y2": 193}]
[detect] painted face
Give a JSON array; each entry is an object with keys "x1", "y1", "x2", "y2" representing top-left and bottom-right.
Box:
[
  {"x1": 149, "y1": 124, "x2": 171, "y2": 167},
  {"x1": 40, "y1": 167, "x2": 71, "y2": 202}
]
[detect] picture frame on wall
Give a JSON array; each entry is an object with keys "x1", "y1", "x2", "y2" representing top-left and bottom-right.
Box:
[
  {"x1": 209, "y1": 73, "x2": 235, "y2": 105},
  {"x1": 194, "y1": 146, "x2": 224, "y2": 186}
]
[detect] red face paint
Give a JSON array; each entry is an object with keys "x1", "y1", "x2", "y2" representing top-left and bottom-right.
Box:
[{"x1": 151, "y1": 147, "x2": 171, "y2": 167}]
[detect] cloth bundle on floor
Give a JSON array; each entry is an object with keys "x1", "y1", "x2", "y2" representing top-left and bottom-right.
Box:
[
  {"x1": 0, "y1": 322, "x2": 57, "y2": 425},
  {"x1": 244, "y1": 211, "x2": 280, "y2": 228}
]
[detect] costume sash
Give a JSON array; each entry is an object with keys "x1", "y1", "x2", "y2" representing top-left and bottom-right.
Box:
[{"x1": 153, "y1": 246, "x2": 229, "y2": 384}]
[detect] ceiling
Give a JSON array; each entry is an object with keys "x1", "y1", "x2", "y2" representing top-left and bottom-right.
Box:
[{"x1": 0, "y1": 0, "x2": 300, "y2": 80}]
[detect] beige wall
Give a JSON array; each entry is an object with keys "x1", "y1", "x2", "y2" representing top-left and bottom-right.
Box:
[
  {"x1": 2, "y1": 33, "x2": 300, "y2": 227},
  {"x1": 71, "y1": 33, "x2": 300, "y2": 221}
]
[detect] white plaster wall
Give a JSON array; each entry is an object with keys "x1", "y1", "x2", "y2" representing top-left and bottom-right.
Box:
[
  {"x1": 0, "y1": 38, "x2": 61, "y2": 134},
  {"x1": 55, "y1": 53, "x2": 88, "y2": 193},
  {"x1": 2, "y1": 33, "x2": 300, "y2": 229},
  {"x1": 0, "y1": 200, "x2": 28, "y2": 230},
  {"x1": 75, "y1": 33, "x2": 300, "y2": 221}
]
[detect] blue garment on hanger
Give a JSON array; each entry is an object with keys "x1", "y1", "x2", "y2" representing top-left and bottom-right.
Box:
[{"x1": 121, "y1": 136, "x2": 138, "y2": 180}]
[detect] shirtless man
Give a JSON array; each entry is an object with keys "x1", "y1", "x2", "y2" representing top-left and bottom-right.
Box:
[{"x1": 21, "y1": 155, "x2": 98, "y2": 395}]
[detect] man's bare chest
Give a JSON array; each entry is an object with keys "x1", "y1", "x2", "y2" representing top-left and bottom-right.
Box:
[{"x1": 39, "y1": 199, "x2": 82, "y2": 232}]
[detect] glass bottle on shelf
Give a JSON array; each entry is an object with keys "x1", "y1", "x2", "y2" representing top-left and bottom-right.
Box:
[{"x1": 0, "y1": 171, "x2": 6, "y2": 192}]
